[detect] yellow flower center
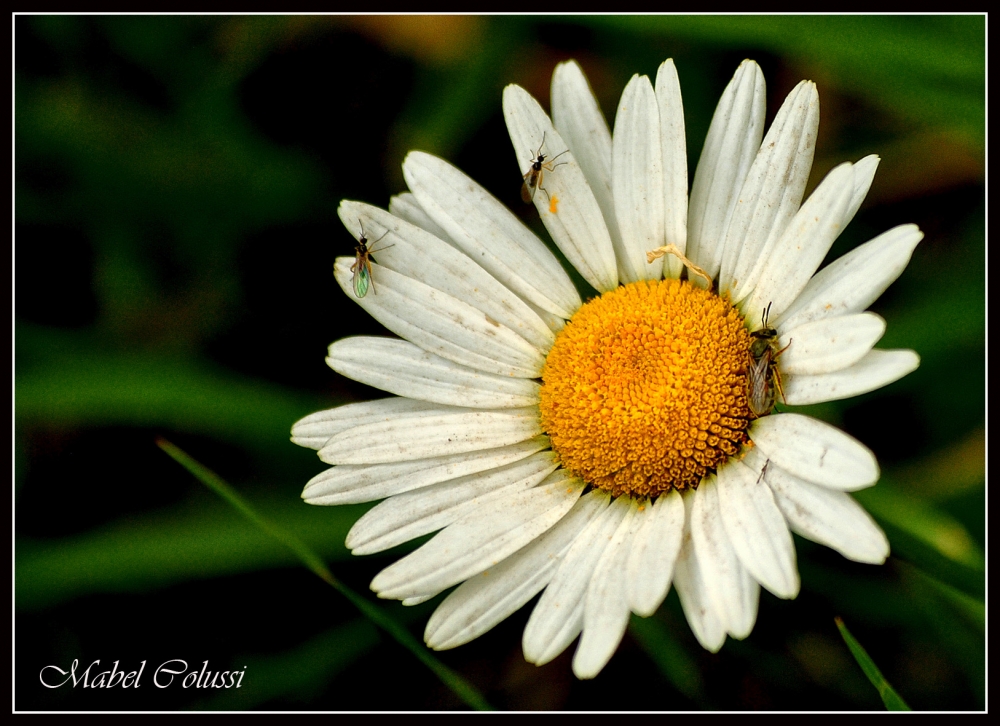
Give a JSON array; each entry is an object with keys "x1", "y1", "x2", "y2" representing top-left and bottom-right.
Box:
[{"x1": 539, "y1": 279, "x2": 753, "y2": 498}]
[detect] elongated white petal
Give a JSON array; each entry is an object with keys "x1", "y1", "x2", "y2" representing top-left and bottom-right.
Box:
[
  {"x1": 402, "y1": 594, "x2": 436, "y2": 606},
  {"x1": 716, "y1": 460, "x2": 799, "y2": 599},
  {"x1": 751, "y1": 413, "x2": 879, "y2": 491},
  {"x1": 503, "y1": 84, "x2": 618, "y2": 292},
  {"x1": 612, "y1": 74, "x2": 665, "y2": 283},
  {"x1": 527, "y1": 300, "x2": 566, "y2": 333},
  {"x1": 673, "y1": 493, "x2": 726, "y2": 652},
  {"x1": 626, "y1": 490, "x2": 684, "y2": 616},
  {"x1": 655, "y1": 59, "x2": 688, "y2": 278},
  {"x1": 551, "y1": 60, "x2": 618, "y2": 262},
  {"x1": 746, "y1": 155, "x2": 880, "y2": 326},
  {"x1": 403, "y1": 152, "x2": 581, "y2": 319},
  {"x1": 783, "y1": 349, "x2": 921, "y2": 405},
  {"x1": 523, "y1": 494, "x2": 629, "y2": 666},
  {"x1": 778, "y1": 313, "x2": 886, "y2": 375},
  {"x1": 347, "y1": 452, "x2": 559, "y2": 555},
  {"x1": 774, "y1": 224, "x2": 924, "y2": 331},
  {"x1": 764, "y1": 461, "x2": 890, "y2": 563},
  {"x1": 303, "y1": 436, "x2": 550, "y2": 505},
  {"x1": 724, "y1": 80, "x2": 819, "y2": 302},
  {"x1": 426, "y1": 488, "x2": 608, "y2": 651},
  {"x1": 387, "y1": 192, "x2": 454, "y2": 245},
  {"x1": 730, "y1": 563, "x2": 761, "y2": 640},
  {"x1": 291, "y1": 398, "x2": 440, "y2": 450},
  {"x1": 319, "y1": 406, "x2": 542, "y2": 465},
  {"x1": 574, "y1": 499, "x2": 642, "y2": 679},
  {"x1": 327, "y1": 337, "x2": 540, "y2": 409},
  {"x1": 844, "y1": 155, "x2": 880, "y2": 227},
  {"x1": 334, "y1": 258, "x2": 544, "y2": 378},
  {"x1": 744, "y1": 162, "x2": 855, "y2": 325},
  {"x1": 372, "y1": 471, "x2": 585, "y2": 600},
  {"x1": 687, "y1": 60, "x2": 766, "y2": 285},
  {"x1": 690, "y1": 476, "x2": 759, "y2": 638},
  {"x1": 339, "y1": 202, "x2": 555, "y2": 354}
]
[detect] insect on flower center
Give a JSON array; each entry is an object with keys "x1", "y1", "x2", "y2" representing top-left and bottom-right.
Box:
[{"x1": 539, "y1": 279, "x2": 753, "y2": 498}]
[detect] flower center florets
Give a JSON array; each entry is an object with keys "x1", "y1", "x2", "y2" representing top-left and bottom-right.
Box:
[{"x1": 539, "y1": 279, "x2": 753, "y2": 497}]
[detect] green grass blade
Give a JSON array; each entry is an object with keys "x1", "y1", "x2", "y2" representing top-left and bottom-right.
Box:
[
  {"x1": 834, "y1": 617, "x2": 910, "y2": 711},
  {"x1": 156, "y1": 437, "x2": 492, "y2": 711}
]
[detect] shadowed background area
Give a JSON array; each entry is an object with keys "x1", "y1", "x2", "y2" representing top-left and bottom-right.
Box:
[{"x1": 15, "y1": 15, "x2": 983, "y2": 711}]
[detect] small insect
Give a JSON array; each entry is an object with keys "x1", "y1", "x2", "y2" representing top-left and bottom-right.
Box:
[
  {"x1": 756, "y1": 459, "x2": 771, "y2": 485},
  {"x1": 521, "y1": 132, "x2": 569, "y2": 204},
  {"x1": 350, "y1": 221, "x2": 391, "y2": 299},
  {"x1": 747, "y1": 303, "x2": 791, "y2": 418}
]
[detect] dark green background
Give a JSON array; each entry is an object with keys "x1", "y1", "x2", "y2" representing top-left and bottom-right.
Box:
[{"x1": 15, "y1": 14, "x2": 984, "y2": 711}]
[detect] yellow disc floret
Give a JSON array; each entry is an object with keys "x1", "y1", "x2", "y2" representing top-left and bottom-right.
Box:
[{"x1": 539, "y1": 279, "x2": 753, "y2": 498}]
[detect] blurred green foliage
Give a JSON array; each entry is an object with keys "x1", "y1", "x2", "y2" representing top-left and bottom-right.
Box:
[{"x1": 16, "y1": 14, "x2": 983, "y2": 711}]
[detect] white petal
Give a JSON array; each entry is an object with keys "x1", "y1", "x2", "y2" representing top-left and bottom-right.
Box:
[
  {"x1": 388, "y1": 192, "x2": 454, "y2": 245},
  {"x1": 522, "y1": 494, "x2": 629, "y2": 666},
  {"x1": 750, "y1": 413, "x2": 879, "y2": 491},
  {"x1": 402, "y1": 594, "x2": 436, "y2": 607},
  {"x1": 774, "y1": 224, "x2": 924, "y2": 331},
  {"x1": 371, "y1": 470, "x2": 585, "y2": 601},
  {"x1": 291, "y1": 398, "x2": 439, "y2": 450},
  {"x1": 690, "y1": 477, "x2": 760, "y2": 639},
  {"x1": 402, "y1": 152, "x2": 581, "y2": 319},
  {"x1": 338, "y1": 202, "x2": 555, "y2": 354},
  {"x1": 550, "y1": 60, "x2": 618, "y2": 264},
  {"x1": 326, "y1": 337, "x2": 540, "y2": 409},
  {"x1": 687, "y1": 60, "x2": 766, "y2": 285},
  {"x1": 672, "y1": 494, "x2": 726, "y2": 652},
  {"x1": 763, "y1": 461, "x2": 890, "y2": 564},
  {"x1": 731, "y1": 563, "x2": 761, "y2": 640},
  {"x1": 612, "y1": 74, "x2": 665, "y2": 283},
  {"x1": 527, "y1": 300, "x2": 566, "y2": 333},
  {"x1": 716, "y1": 460, "x2": 799, "y2": 599},
  {"x1": 346, "y1": 452, "x2": 559, "y2": 555},
  {"x1": 655, "y1": 59, "x2": 688, "y2": 278},
  {"x1": 334, "y1": 258, "x2": 544, "y2": 378},
  {"x1": 503, "y1": 84, "x2": 618, "y2": 292},
  {"x1": 744, "y1": 162, "x2": 856, "y2": 325},
  {"x1": 319, "y1": 406, "x2": 542, "y2": 465},
  {"x1": 626, "y1": 489, "x2": 684, "y2": 617},
  {"x1": 574, "y1": 498, "x2": 643, "y2": 679},
  {"x1": 723, "y1": 80, "x2": 820, "y2": 302},
  {"x1": 843, "y1": 155, "x2": 880, "y2": 229},
  {"x1": 302, "y1": 436, "x2": 550, "y2": 505},
  {"x1": 425, "y1": 488, "x2": 608, "y2": 651},
  {"x1": 778, "y1": 313, "x2": 886, "y2": 375},
  {"x1": 783, "y1": 349, "x2": 921, "y2": 405}
]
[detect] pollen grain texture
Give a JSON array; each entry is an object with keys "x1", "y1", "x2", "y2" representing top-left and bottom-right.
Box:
[{"x1": 539, "y1": 279, "x2": 752, "y2": 498}]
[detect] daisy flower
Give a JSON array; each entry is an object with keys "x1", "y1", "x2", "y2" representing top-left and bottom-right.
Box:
[{"x1": 292, "y1": 58, "x2": 922, "y2": 680}]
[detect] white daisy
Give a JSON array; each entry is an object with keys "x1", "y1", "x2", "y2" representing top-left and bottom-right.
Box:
[{"x1": 292, "y1": 58, "x2": 922, "y2": 680}]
